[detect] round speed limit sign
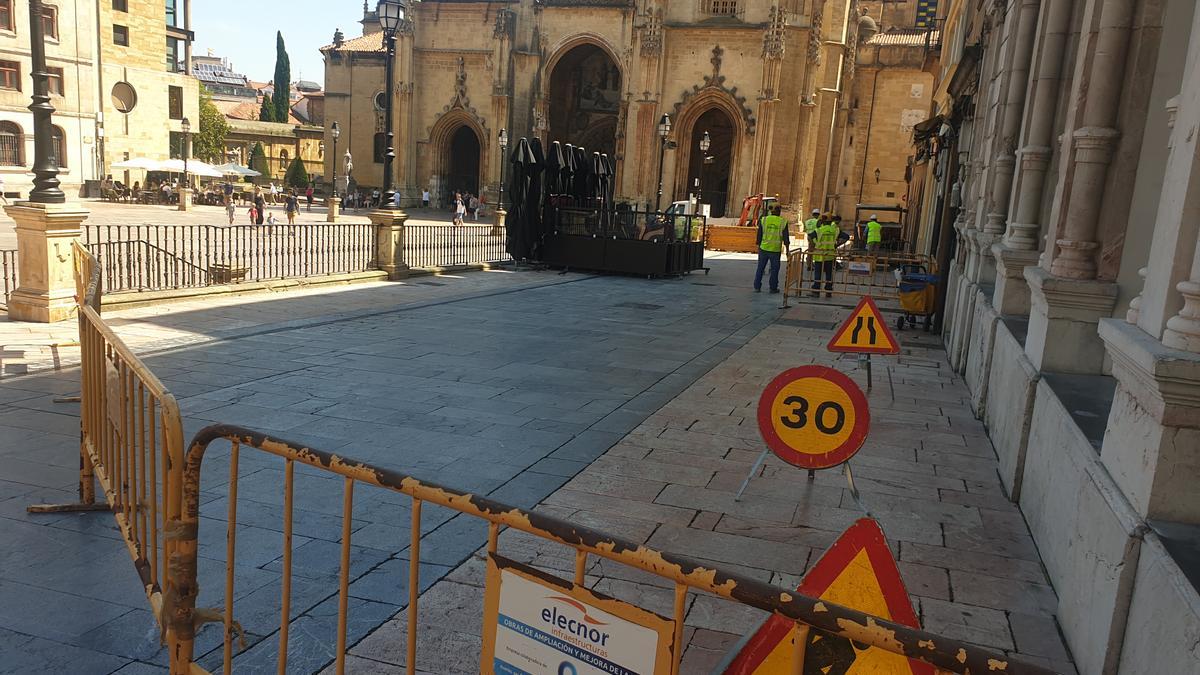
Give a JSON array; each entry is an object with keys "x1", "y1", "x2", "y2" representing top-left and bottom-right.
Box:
[{"x1": 756, "y1": 366, "x2": 870, "y2": 469}]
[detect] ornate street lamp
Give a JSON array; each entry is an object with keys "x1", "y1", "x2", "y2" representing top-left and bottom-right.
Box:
[
  {"x1": 179, "y1": 116, "x2": 191, "y2": 210},
  {"x1": 378, "y1": 0, "x2": 406, "y2": 208},
  {"x1": 655, "y1": 113, "x2": 671, "y2": 213},
  {"x1": 330, "y1": 121, "x2": 340, "y2": 197},
  {"x1": 498, "y1": 128, "x2": 508, "y2": 211},
  {"x1": 27, "y1": 0, "x2": 63, "y2": 203},
  {"x1": 697, "y1": 130, "x2": 710, "y2": 208}
]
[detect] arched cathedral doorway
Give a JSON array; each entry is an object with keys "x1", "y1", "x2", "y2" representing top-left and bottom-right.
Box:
[{"x1": 548, "y1": 44, "x2": 621, "y2": 158}]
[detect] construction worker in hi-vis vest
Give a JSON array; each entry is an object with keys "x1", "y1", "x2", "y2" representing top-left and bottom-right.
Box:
[
  {"x1": 866, "y1": 213, "x2": 883, "y2": 253},
  {"x1": 804, "y1": 208, "x2": 820, "y2": 249},
  {"x1": 812, "y1": 215, "x2": 839, "y2": 298},
  {"x1": 754, "y1": 204, "x2": 790, "y2": 294}
]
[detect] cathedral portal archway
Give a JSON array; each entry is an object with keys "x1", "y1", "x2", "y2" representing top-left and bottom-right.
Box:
[
  {"x1": 445, "y1": 125, "x2": 481, "y2": 197},
  {"x1": 687, "y1": 108, "x2": 736, "y2": 218},
  {"x1": 547, "y1": 43, "x2": 621, "y2": 158}
]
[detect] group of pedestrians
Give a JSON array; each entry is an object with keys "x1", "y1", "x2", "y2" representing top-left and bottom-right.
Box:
[{"x1": 753, "y1": 207, "x2": 884, "y2": 297}]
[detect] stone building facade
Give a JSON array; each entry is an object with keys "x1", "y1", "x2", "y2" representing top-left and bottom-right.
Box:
[
  {"x1": 223, "y1": 119, "x2": 325, "y2": 185},
  {"x1": 322, "y1": 0, "x2": 919, "y2": 219},
  {"x1": 0, "y1": 0, "x2": 100, "y2": 197},
  {"x1": 97, "y1": 0, "x2": 198, "y2": 186},
  {"x1": 908, "y1": 0, "x2": 1200, "y2": 672}
]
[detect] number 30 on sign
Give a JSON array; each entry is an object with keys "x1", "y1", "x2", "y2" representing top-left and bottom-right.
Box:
[{"x1": 756, "y1": 366, "x2": 870, "y2": 469}]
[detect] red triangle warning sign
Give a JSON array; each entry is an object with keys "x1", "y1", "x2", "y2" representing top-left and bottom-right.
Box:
[
  {"x1": 827, "y1": 297, "x2": 900, "y2": 355},
  {"x1": 721, "y1": 518, "x2": 932, "y2": 674}
]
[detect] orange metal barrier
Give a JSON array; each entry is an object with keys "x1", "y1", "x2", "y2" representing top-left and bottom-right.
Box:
[
  {"x1": 781, "y1": 249, "x2": 938, "y2": 307},
  {"x1": 168, "y1": 424, "x2": 1058, "y2": 675},
  {"x1": 40, "y1": 247, "x2": 1050, "y2": 675},
  {"x1": 29, "y1": 244, "x2": 186, "y2": 651}
]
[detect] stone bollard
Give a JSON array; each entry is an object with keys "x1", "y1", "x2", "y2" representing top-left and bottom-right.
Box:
[
  {"x1": 326, "y1": 196, "x2": 341, "y2": 223},
  {"x1": 3, "y1": 201, "x2": 89, "y2": 322},
  {"x1": 177, "y1": 186, "x2": 191, "y2": 212},
  {"x1": 369, "y1": 207, "x2": 409, "y2": 280},
  {"x1": 491, "y1": 208, "x2": 506, "y2": 237}
]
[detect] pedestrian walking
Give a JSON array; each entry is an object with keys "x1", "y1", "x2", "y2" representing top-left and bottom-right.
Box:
[
  {"x1": 469, "y1": 194, "x2": 480, "y2": 221},
  {"x1": 305, "y1": 184, "x2": 315, "y2": 212},
  {"x1": 253, "y1": 191, "x2": 266, "y2": 225},
  {"x1": 422, "y1": 187, "x2": 431, "y2": 208},
  {"x1": 269, "y1": 182, "x2": 279, "y2": 205},
  {"x1": 753, "y1": 205, "x2": 789, "y2": 294},
  {"x1": 865, "y1": 213, "x2": 882, "y2": 253},
  {"x1": 811, "y1": 214, "x2": 838, "y2": 298},
  {"x1": 225, "y1": 197, "x2": 236, "y2": 225},
  {"x1": 247, "y1": 204, "x2": 258, "y2": 225},
  {"x1": 453, "y1": 192, "x2": 466, "y2": 225},
  {"x1": 286, "y1": 190, "x2": 299, "y2": 225}
]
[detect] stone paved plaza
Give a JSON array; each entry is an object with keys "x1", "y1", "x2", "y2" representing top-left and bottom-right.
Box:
[{"x1": 0, "y1": 257, "x2": 1075, "y2": 674}]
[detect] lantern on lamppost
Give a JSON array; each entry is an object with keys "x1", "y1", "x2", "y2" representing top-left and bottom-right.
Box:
[
  {"x1": 178, "y1": 116, "x2": 191, "y2": 211},
  {"x1": 492, "y1": 128, "x2": 508, "y2": 236},
  {"x1": 655, "y1": 113, "x2": 671, "y2": 213},
  {"x1": 377, "y1": 0, "x2": 406, "y2": 208},
  {"x1": 697, "y1": 130, "x2": 711, "y2": 208}
]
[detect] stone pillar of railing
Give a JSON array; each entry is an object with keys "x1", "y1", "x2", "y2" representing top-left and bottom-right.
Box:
[
  {"x1": 4, "y1": 202, "x2": 89, "y2": 322},
  {"x1": 326, "y1": 196, "x2": 341, "y2": 223},
  {"x1": 369, "y1": 208, "x2": 409, "y2": 281}
]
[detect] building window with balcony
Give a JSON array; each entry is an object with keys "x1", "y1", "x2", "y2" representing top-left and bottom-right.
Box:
[
  {"x1": 168, "y1": 85, "x2": 183, "y2": 119},
  {"x1": 113, "y1": 0, "x2": 127, "y2": 11},
  {"x1": 0, "y1": 0, "x2": 13, "y2": 32},
  {"x1": 0, "y1": 121, "x2": 23, "y2": 166},
  {"x1": 41, "y1": 4, "x2": 58, "y2": 40},
  {"x1": 702, "y1": 0, "x2": 739, "y2": 17},
  {"x1": 167, "y1": 36, "x2": 182, "y2": 73},
  {"x1": 0, "y1": 60, "x2": 19, "y2": 91},
  {"x1": 47, "y1": 67, "x2": 64, "y2": 96},
  {"x1": 113, "y1": 24, "x2": 129, "y2": 46},
  {"x1": 51, "y1": 125, "x2": 65, "y2": 168}
]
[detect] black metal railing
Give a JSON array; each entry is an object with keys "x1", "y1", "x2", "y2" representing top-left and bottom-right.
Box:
[
  {"x1": 404, "y1": 223, "x2": 510, "y2": 269},
  {"x1": 82, "y1": 224, "x2": 378, "y2": 294},
  {"x1": 1, "y1": 248, "x2": 16, "y2": 310}
]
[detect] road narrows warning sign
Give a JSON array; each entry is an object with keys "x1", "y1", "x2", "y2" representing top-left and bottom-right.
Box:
[
  {"x1": 757, "y1": 366, "x2": 870, "y2": 470},
  {"x1": 827, "y1": 296, "x2": 900, "y2": 355},
  {"x1": 720, "y1": 518, "x2": 933, "y2": 675}
]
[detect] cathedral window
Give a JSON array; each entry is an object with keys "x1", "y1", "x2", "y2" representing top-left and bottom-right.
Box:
[{"x1": 703, "y1": 0, "x2": 740, "y2": 18}]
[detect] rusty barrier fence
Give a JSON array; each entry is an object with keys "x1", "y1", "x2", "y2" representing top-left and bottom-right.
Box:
[
  {"x1": 1, "y1": 247, "x2": 16, "y2": 310},
  {"x1": 39, "y1": 247, "x2": 1054, "y2": 675},
  {"x1": 403, "y1": 222, "x2": 510, "y2": 269},
  {"x1": 81, "y1": 223, "x2": 379, "y2": 294},
  {"x1": 781, "y1": 248, "x2": 938, "y2": 306},
  {"x1": 29, "y1": 243, "x2": 185, "y2": 642},
  {"x1": 164, "y1": 424, "x2": 1058, "y2": 675}
]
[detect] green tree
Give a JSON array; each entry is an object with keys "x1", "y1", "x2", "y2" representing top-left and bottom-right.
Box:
[
  {"x1": 194, "y1": 86, "x2": 229, "y2": 163},
  {"x1": 284, "y1": 156, "x2": 310, "y2": 188},
  {"x1": 258, "y1": 93, "x2": 274, "y2": 122},
  {"x1": 250, "y1": 142, "x2": 270, "y2": 179},
  {"x1": 272, "y1": 32, "x2": 291, "y2": 123}
]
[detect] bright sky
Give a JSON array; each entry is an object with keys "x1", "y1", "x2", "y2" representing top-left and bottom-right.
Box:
[{"x1": 193, "y1": 0, "x2": 366, "y2": 87}]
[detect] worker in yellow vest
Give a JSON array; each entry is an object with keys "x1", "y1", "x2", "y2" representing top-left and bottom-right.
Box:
[
  {"x1": 811, "y1": 215, "x2": 839, "y2": 298},
  {"x1": 866, "y1": 213, "x2": 883, "y2": 253},
  {"x1": 754, "y1": 204, "x2": 790, "y2": 293},
  {"x1": 804, "y1": 208, "x2": 820, "y2": 250}
]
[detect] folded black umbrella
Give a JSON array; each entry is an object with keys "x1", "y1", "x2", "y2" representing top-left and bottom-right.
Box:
[
  {"x1": 573, "y1": 146, "x2": 591, "y2": 203},
  {"x1": 507, "y1": 137, "x2": 535, "y2": 260},
  {"x1": 526, "y1": 137, "x2": 546, "y2": 259}
]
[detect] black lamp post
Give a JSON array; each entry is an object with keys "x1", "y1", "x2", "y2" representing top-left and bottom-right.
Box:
[
  {"x1": 697, "y1": 130, "x2": 710, "y2": 208},
  {"x1": 181, "y1": 116, "x2": 191, "y2": 184},
  {"x1": 330, "y1": 121, "x2": 340, "y2": 197},
  {"x1": 498, "y1": 128, "x2": 508, "y2": 211},
  {"x1": 377, "y1": 0, "x2": 405, "y2": 209},
  {"x1": 655, "y1": 113, "x2": 671, "y2": 213},
  {"x1": 27, "y1": 0, "x2": 63, "y2": 203}
]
